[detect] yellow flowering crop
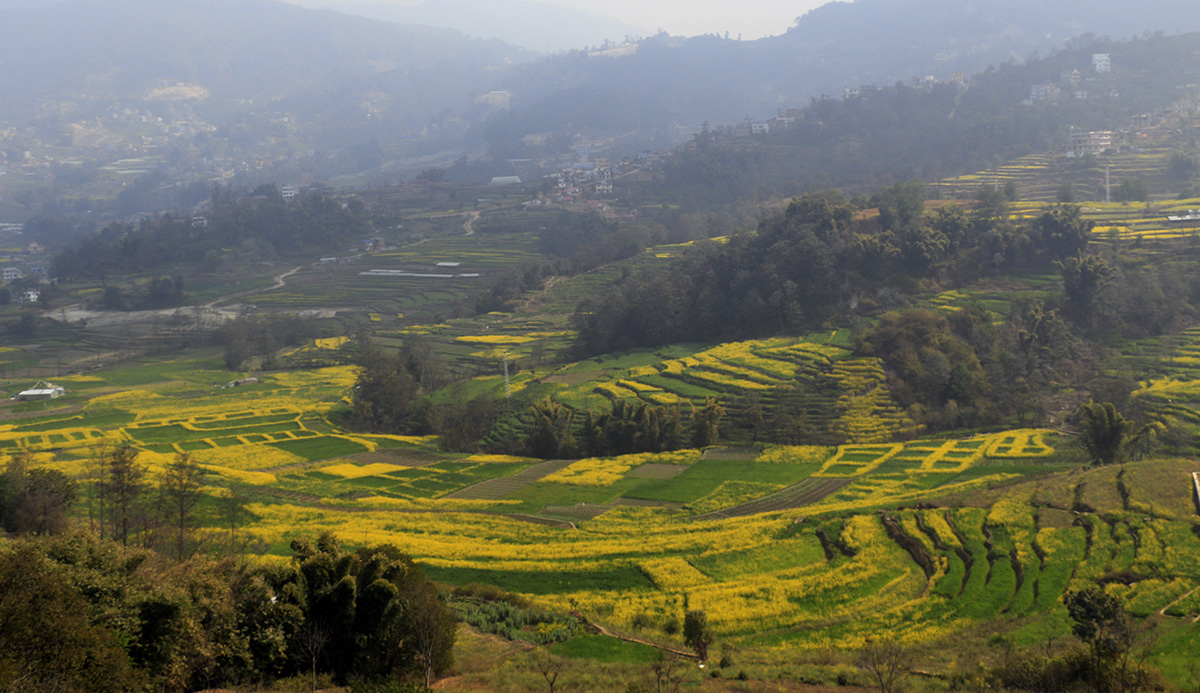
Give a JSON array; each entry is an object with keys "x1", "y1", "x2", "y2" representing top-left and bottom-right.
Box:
[
  {"x1": 313, "y1": 336, "x2": 350, "y2": 350},
  {"x1": 203, "y1": 466, "x2": 278, "y2": 485},
  {"x1": 985, "y1": 429, "x2": 1054, "y2": 458},
  {"x1": 455, "y1": 335, "x2": 534, "y2": 345},
  {"x1": 639, "y1": 557, "x2": 714, "y2": 590},
  {"x1": 465, "y1": 454, "x2": 537, "y2": 463},
  {"x1": 85, "y1": 390, "x2": 162, "y2": 409},
  {"x1": 321, "y1": 462, "x2": 406, "y2": 478},
  {"x1": 757, "y1": 445, "x2": 833, "y2": 465},
  {"x1": 189, "y1": 444, "x2": 307, "y2": 471},
  {"x1": 815, "y1": 444, "x2": 904, "y2": 477},
  {"x1": 543, "y1": 456, "x2": 639, "y2": 486}
]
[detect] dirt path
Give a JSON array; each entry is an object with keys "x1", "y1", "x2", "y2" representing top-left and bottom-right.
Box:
[
  {"x1": 463, "y1": 210, "x2": 480, "y2": 236},
  {"x1": 203, "y1": 263, "x2": 305, "y2": 309},
  {"x1": 590, "y1": 623, "x2": 700, "y2": 660},
  {"x1": 1159, "y1": 585, "x2": 1200, "y2": 616},
  {"x1": 267, "y1": 265, "x2": 302, "y2": 291}
]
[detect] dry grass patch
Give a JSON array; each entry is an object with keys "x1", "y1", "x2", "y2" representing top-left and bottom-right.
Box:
[{"x1": 626, "y1": 463, "x2": 687, "y2": 480}]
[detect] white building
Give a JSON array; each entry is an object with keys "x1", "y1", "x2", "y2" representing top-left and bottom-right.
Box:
[
  {"x1": 3, "y1": 267, "x2": 20, "y2": 283},
  {"x1": 1069, "y1": 128, "x2": 1115, "y2": 157},
  {"x1": 1030, "y1": 84, "x2": 1060, "y2": 102},
  {"x1": 1093, "y1": 53, "x2": 1111, "y2": 74},
  {"x1": 15, "y1": 381, "x2": 64, "y2": 401}
]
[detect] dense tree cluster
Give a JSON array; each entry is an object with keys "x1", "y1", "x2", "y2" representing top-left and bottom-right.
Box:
[
  {"x1": 51, "y1": 188, "x2": 368, "y2": 280},
  {"x1": 0, "y1": 453, "x2": 77, "y2": 535},
  {"x1": 645, "y1": 33, "x2": 1199, "y2": 209},
  {"x1": 93, "y1": 275, "x2": 187, "y2": 311},
  {"x1": 218, "y1": 314, "x2": 322, "y2": 371},
  {"x1": 519, "y1": 397, "x2": 724, "y2": 459},
  {"x1": 989, "y1": 587, "x2": 1160, "y2": 691},
  {"x1": 856, "y1": 309, "x2": 993, "y2": 427},
  {"x1": 572, "y1": 186, "x2": 1089, "y2": 357},
  {"x1": 0, "y1": 532, "x2": 455, "y2": 692},
  {"x1": 347, "y1": 338, "x2": 506, "y2": 452},
  {"x1": 1074, "y1": 401, "x2": 1160, "y2": 466},
  {"x1": 349, "y1": 341, "x2": 425, "y2": 434}
]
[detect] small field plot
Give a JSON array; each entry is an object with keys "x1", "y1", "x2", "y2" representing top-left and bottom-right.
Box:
[
  {"x1": 269, "y1": 436, "x2": 370, "y2": 461},
  {"x1": 552, "y1": 635, "x2": 661, "y2": 664},
  {"x1": 626, "y1": 463, "x2": 687, "y2": 480},
  {"x1": 624, "y1": 455, "x2": 820, "y2": 505},
  {"x1": 444, "y1": 458, "x2": 575, "y2": 501}
]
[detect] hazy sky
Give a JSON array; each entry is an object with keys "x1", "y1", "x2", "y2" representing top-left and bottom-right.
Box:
[
  {"x1": 295, "y1": 0, "x2": 829, "y2": 39},
  {"x1": 518, "y1": 0, "x2": 828, "y2": 38}
]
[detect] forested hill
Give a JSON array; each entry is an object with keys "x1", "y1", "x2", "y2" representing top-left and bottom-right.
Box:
[
  {"x1": 0, "y1": 0, "x2": 526, "y2": 123},
  {"x1": 650, "y1": 31, "x2": 1200, "y2": 208},
  {"x1": 5, "y1": 0, "x2": 1199, "y2": 161},
  {"x1": 483, "y1": 0, "x2": 1200, "y2": 149},
  {"x1": 50, "y1": 188, "x2": 368, "y2": 281}
]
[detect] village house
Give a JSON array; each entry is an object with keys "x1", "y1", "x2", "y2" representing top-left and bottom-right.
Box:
[
  {"x1": 1069, "y1": 128, "x2": 1115, "y2": 157},
  {"x1": 14, "y1": 381, "x2": 64, "y2": 401}
]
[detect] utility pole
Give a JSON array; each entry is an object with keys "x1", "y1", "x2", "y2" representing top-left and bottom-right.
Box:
[{"x1": 503, "y1": 352, "x2": 511, "y2": 400}]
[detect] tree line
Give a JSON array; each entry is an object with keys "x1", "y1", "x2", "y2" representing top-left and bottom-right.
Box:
[
  {"x1": 571, "y1": 184, "x2": 1089, "y2": 357},
  {"x1": 0, "y1": 449, "x2": 455, "y2": 692},
  {"x1": 50, "y1": 187, "x2": 369, "y2": 281},
  {"x1": 650, "y1": 32, "x2": 1200, "y2": 209},
  {"x1": 346, "y1": 335, "x2": 729, "y2": 458},
  {"x1": 569, "y1": 182, "x2": 1200, "y2": 435}
]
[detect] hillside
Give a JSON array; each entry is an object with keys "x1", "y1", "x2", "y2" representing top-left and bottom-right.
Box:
[
  {"x1": 0, "y1": 0, "x2": 526, "y2": 122},
  {"x1": 3, "y1": 0, "x2": 1200, "y2": 227},
  {"x1": 5, "y1": 13, "x2": 1200, "y2": 693},
  {"x1": 485, "y1": 1, "x2": 1200, "y2": 147}
]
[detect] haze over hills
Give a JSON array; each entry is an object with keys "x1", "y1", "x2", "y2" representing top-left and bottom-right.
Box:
[
  {"x1": 485, "y1": 0, "x2": 1200, "y2": 143},
  {"x1": 5, "y1": 0, "x2": 1199, "y2": 133},
  {"x1": 324, "y1": 0, "x2": 649, "y2": 53},
  {"x1": 0, "y1": 0, "x2": 526, "y2": 123},
  {"x1": 7, "y1": 3, "x2": 1200, "y2": 691},
  {"x1": 3, "y1": 0, "x2": 1200, "y2": 221}
]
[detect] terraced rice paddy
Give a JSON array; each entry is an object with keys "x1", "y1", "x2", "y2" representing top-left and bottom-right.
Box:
[
  {"x1": 928, "y1": 147, "x2": 1200, "y2": 248},
  {"x1": 507, "y1": 334, "x2": 922, "y2": 445},
  {"x1": 933, "y1": 148, "x2": 1177, "y2": 205},
  {"x1": 243, "y1": 232, "x2": 542, "y2": 329},
  {"x1": 4, "y1": 344, "x2": 1200, "y2": 681}
]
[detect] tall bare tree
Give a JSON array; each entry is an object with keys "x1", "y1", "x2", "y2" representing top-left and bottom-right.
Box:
[
  {"x1": 101, "y1": 445, "x2": 146, "y2": 546},
  {"x1": 857, "y1": 637, "x2": 907, "y2": 693},
  {"x1": 157, "y1": 453, "x2": 205, "y2": 559}
]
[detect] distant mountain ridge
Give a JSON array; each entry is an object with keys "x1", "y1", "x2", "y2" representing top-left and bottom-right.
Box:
[
  {"x1": 482, "y1": 0, "x2": 1200, "y2": 144},
  {"x1": 0, "y1": 0, "x2": 527, "y2": 122},
  {"x1": 338, "y1": 0, "x2": 649, "y2": 53},
  {"x1": 3, "y1": 0, "x2": 1200, "y2": 189}
]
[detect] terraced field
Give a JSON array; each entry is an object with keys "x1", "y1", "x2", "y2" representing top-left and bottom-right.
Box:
[
  {"x1": 497, "y1": 334, "x2": 922, "y2": 445},
  {"x1": 243, "y1": 232, "x2": 542, "y2": 331},
  {"x1": 443, "y1": 458, "x2": 575, "y2": 500},
  {"x1": 929, "y1": 147, "x2": 1200, "y2": 248},
  {"x1": 690, "y1": 477, "x2": 852, "y2": 521},
  {"x1": 5, "y1": 347, "x2": 1200, "y2": 684},
  {"x1": 932, "y1": 148, "x2": 1178, "y2": 205}
]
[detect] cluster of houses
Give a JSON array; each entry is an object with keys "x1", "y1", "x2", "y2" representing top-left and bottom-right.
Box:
[
  {"x1": 1065, "y1": 99, "x2": 1200, "y2": 158},
  {"x1": 2, "y1": 241, "x2": 48, "y2": 303},
  {"x1": 1029, "y1": 54, "x2": 1117, "y2": 103},
  {"x1": 514, "y1": 146, "x2": 666, "y2": 221}
]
